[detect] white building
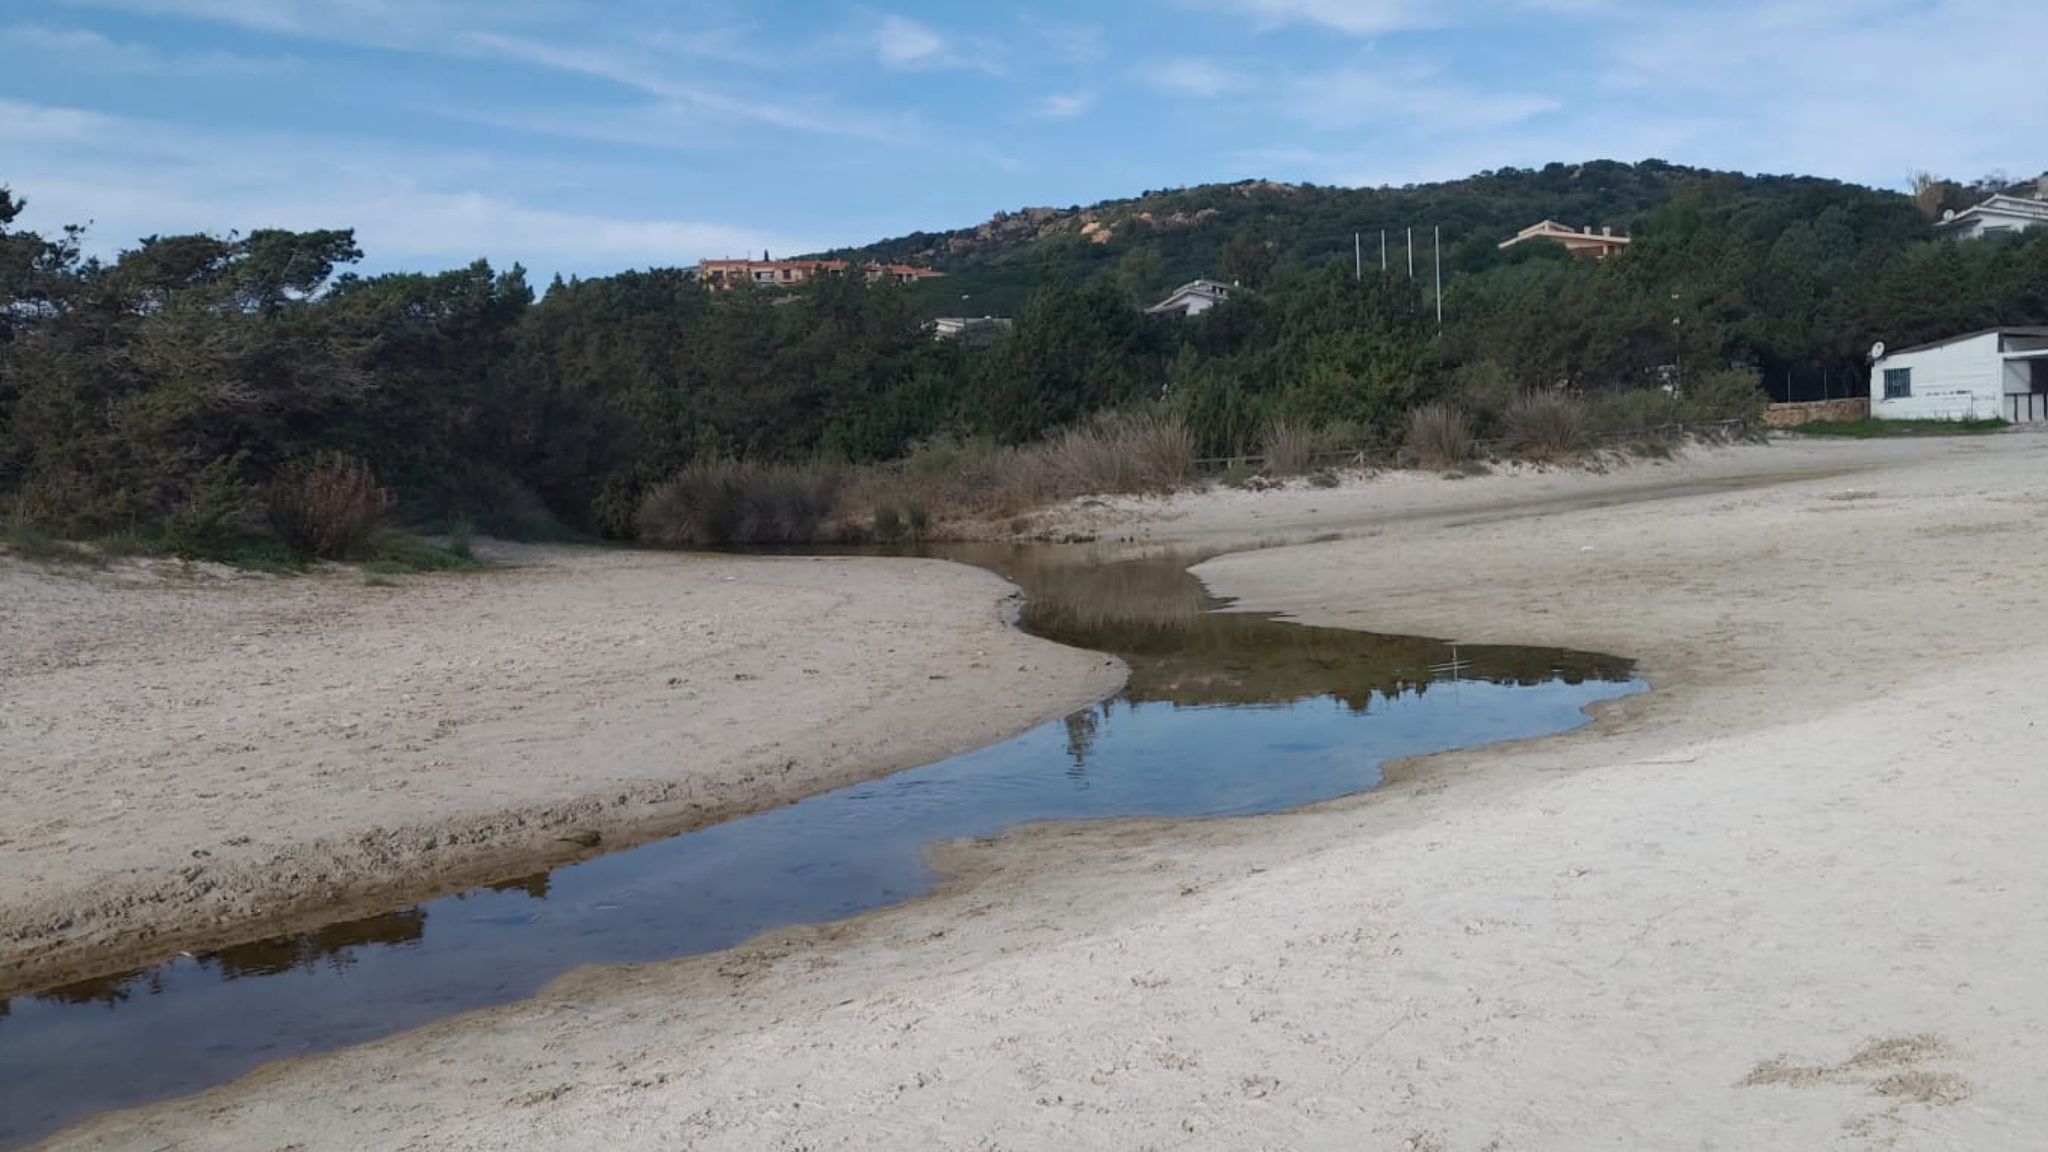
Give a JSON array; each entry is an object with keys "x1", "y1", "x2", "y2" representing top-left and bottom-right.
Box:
[
  {"x1": 1870, "y1": 327, "x2": 2048, "y2": 423},
  {"x1": 928, "y1": 316, "x2": 1011, "y2": 347},
  {"x1": 1145, "y1": 279, "x2": 1235, "y2": 318},
  {"x1": 1934, "y1": 194, "x2": 2048, "y2": 241}
]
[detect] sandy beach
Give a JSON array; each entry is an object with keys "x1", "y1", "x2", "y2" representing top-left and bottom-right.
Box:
[
  {"x1": 32, "y1": 431, "x2": 2048, "y2": 1151},
  {"x1": 0, "y1": 547, "x2": 1121, "y2": 995}
]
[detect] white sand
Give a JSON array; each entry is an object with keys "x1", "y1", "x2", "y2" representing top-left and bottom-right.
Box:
[
  {"x1": 0, "y1": 546, "x2": 1120, "y2": 993},
  {"x1": 40, "y1": 432, "x2": 2048, "y2": 1151}
]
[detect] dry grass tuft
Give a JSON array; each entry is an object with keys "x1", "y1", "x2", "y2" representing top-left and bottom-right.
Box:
[
  {"x1": 1503, "y1": 391, "x2": 1587, "y2": 461},
  {"x1": 1260, "y1": 419, "x2": 1315, "y2": 476},
  {"x1": 1404, "y1": 404, "x2": 1471, "y2": 469}
]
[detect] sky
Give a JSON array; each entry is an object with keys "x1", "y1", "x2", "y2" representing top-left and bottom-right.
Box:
[{"x1": 3, "y1": 0, "x2": 2044, "y2": 282}]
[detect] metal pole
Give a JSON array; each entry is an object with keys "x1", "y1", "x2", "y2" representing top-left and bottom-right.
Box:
[
  {"x1": 1433, "y1": 225, "x2": 1443, "y2": 328},
  {"x1": 1380, "y1": 230, "x2": 1387, "y2": 273},
  {"x1": 1406, "y1": 227, "x2": 1413, "y2": 280},
  {"x1": 1354, "y1": 232, "x2": 1362, "y2": 281}
]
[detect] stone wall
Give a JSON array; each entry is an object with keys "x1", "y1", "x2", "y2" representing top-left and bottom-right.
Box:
[{"x1": 1764, "y1": 397, "x2": 1870, "y2": 428}]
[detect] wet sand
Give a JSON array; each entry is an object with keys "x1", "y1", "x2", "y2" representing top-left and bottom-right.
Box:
[
  {"x1": 36, "y1": 432, "x2": 2048, "y2": 1151},
  {"x1": 0, "y1": 546, "x2": 1121, "y2": 996}
]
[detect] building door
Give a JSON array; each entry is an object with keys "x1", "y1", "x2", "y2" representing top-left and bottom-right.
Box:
[{"x1": 2022, "y1": 361, "x2": 2048, "y2": 422}]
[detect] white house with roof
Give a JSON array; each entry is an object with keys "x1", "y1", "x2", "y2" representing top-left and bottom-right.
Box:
[
  {"x1": 1869, "y1": 327, "x2": 2048, "y2": 423},
  {"x1": 1935, "y1": 194, "x2": 2048, "y2": 241},
  {"x1": 1145, "y1": 279, "x2": 1235, "y2": 318}
]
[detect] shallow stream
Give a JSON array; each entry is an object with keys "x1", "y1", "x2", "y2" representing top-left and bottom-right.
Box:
[{"x1": 0, "y1": 544, "x2": 1641, "y2": 1147}]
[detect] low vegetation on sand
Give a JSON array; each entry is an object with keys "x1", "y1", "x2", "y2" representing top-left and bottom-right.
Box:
[
  {"x1": 2, "y1": 450, "x2": 481, "y2": 574},
  {"x1": 1785, "y1": 418, "x2": 2008, "y2": 438},
  {"x1": 628, "y1": 378, "x2": 1766, "y2": 547}
]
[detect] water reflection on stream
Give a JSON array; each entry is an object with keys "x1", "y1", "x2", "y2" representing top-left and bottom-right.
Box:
[{"x1": 0, "y1": 545, "x2": 1641, "y2": 1148}]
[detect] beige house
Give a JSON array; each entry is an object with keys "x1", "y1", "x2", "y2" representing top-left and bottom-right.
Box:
[
  {"x1": 1499, "y1": 220, "x2": 1631, "y2": 261},
  {"x1": 697, "y1": 258, "x2": 943, "y2": 292}
]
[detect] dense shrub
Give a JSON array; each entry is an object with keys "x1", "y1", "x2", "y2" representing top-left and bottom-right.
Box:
[
  {"x1": 1678, "y1": 368, "x2": 1770, "y2": 428},
  {"x1": 1404, "y1": 404, "x2": 1471, "y2": 468},
  {"x1": 1503, "y1": 391, "x2": 1587, "y2": 460},
  {"x1": 636, "y1": 459, "x2": 840, "y2": 547},
  {"x1": 1452, "y1": 360, "x2": 1520, "y2": 440},
  {"x1": 268, "y1": 452, "x2": 394, "y2": 559},
  {"x1": 1586, "y1": 388, "x2": 1680, "y2": 438}
]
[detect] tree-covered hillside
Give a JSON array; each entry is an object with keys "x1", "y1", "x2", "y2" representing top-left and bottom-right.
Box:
[
  {"x1": 4, "y1": 159, "x2": 2047, "y2": 557},
  {"x1": 822, "y1": 161, "x2": 1926, "y2": 326}
]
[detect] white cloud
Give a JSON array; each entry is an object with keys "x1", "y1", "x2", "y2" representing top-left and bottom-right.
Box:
[
  {"x1": 868, "y1": 12, "x2": 1001, "y2": 74},
  {"x1": 0, "y1": 99, "x2": 807, "y2": 276},
  {"x1": 874, "y1": 13, "x2": 947, "y2": 68},
  {"x1": 1136, "y1": 57, "x2": 1250, "y2": 99},
  {"x1": 1032, "y1": 91, "x2": 1097, "y2": 120}
]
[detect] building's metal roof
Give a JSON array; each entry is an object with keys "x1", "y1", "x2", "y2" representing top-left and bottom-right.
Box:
[{"x1": 1886, "y1": 326, "x2": 2048, "y2": 358}]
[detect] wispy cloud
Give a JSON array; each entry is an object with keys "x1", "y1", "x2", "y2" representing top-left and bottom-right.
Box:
[
  {"x1": 467, "y1": 32, "x2": 917, "y2": 145},
  {"x1": 1030, "y1": 18, "x2": 1107, "y2": 66},
  {"x1": 1192, "y1": 0, "x2": 1439, "y2": 36},
  {"x1": 1286, "y1": 64, "x2": 1556, "y2": 133},
  {"x1": 1136, "y1": 56, "x2": 1250, "y2": 98},
  {"x1": 59, "y1": 0, "x2": 552, "y2": 51},
  {"x1": 0, "y1": 98, "x2": 121, "y2": 145},
  {"x1": 2, "y1": 22, "x2": 291, "y2": 75},
  {"x1": 869, "y1": 12, "x2": 1001, "y2": 74},
  {"x1": 1596, "y1": 0, "x2": 2048, "y2": 185},
  {"x1": 1, "y1": 97, "x2": 807, "y2": 274},
  {"x1": 1031, "y1": 91, "x2": 1097, "y2": 120}
]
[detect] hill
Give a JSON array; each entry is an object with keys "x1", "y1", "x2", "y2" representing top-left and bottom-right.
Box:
[{"x1": 812, "y1": 159, "x2": 1918, "y2": 318}]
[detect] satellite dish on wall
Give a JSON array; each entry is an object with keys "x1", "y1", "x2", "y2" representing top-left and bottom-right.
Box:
[{"x1": 1870, "y1": 341, "x2": 1887, "y2": 362}]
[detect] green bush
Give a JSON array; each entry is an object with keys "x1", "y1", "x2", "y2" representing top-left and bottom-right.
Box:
[
  {"x1": 166, "y1": 456, "x2": 264, "y2": 560},
  {"x1": 1587, "y1": 389, "x2": 1680, "y2": 438},
  {"x1": 1677, "y1": 368, "x2": 1770, "y2": 427},
  {"x1": 1453, "y1": 360, "x2": 1519, "y2": 440}
]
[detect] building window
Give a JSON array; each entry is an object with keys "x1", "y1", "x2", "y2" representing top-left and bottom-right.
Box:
[{"x1": 1883, "y1": 367, "x2": 1912, "y2": 399}]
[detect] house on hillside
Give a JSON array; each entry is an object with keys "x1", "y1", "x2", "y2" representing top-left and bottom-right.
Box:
[
  {"x1": 698, "y1": 257, "x2": 848, "y2": 290},
  {"x1": 1935, "y1": 194, "x2": 2048, "y2": 241},
  {"x1": 928, "y1": 316, "x2": 1012, "y2": 348},
  {"x1": 696, "y1": 256, "x2": 943, "y2": 291},
  {"x1": 1145, "y1": 279, "x2": 1235, "y2": 318},
  {"x1": 869, "y1": 262, "x2": 946, "y2": 287},
  {"x1": 1498, "y1": 220, "x2": 1630, "y2": 261},
  {"x1": 1870, "y1": 327, "x2": 2048, "y2": 423}
]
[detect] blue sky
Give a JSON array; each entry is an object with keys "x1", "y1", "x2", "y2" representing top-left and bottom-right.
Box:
[{"x1": 4, "y1": 0, "x2": 2043, "y2": 281}]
